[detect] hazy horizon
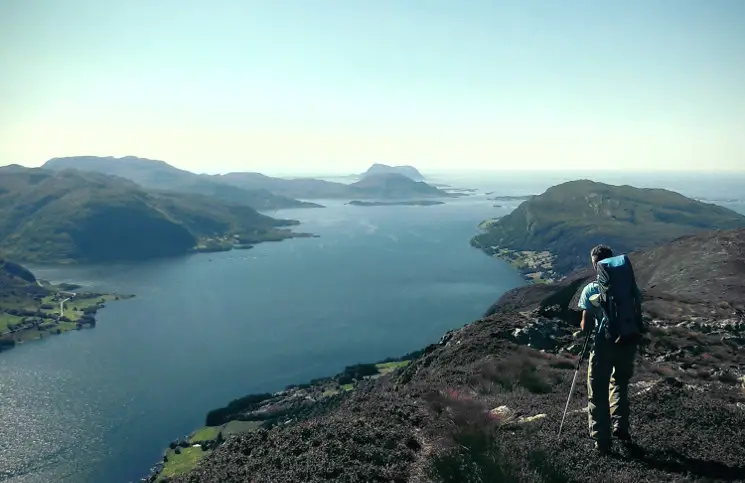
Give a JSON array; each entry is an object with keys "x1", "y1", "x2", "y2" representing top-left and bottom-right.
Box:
[{"x1": 2, "y1": 1, "x2": 743, "y2": 174}]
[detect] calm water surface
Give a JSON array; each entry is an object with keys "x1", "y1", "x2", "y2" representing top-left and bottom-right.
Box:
[
  {"x1": 0, "y1": 195, "x2": 526, "y2": 483},
  {"x1": 2, "y1": 172, "x2": 744, "y2": 483}
]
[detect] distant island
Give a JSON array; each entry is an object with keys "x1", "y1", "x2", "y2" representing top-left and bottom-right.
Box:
[
  {"x1": 348, "y1": 200, "x2": 445, "y2": 207},
  {"x1": 214, "y1": 171, "x2": 455, "y2": 200},
  {"x1": 0, "y1": 259, "x2": 132, "y2": 353},
  {"x1": 43, "y1": 156, "x2": 323, "y2": 211},
  {"x1": 471, "y1": 179, "x2": 745, "y2": 282},
  {"x1": 489, "y1": 195, "x2": 535, "y2": 201},
  {"x1": 0, "y1": 166, "x2": 315, "y2": 264},
  {"x1": 348, "y1": 173, "x2": 456, "y2": 199},
  {"x1": 359, "y1": 163, "x2": 425, "y2": 181}
]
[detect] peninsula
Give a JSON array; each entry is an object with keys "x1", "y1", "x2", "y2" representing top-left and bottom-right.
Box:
[
  {"x1": 0, "y1": 259, "x2": 132, "y2": 353},
  {"x1": 471, "y1": 180, "x2": 745, "y2": 281}
]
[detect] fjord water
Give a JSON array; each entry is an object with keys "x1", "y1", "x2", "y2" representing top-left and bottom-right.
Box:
[
  {"x1": 2, "y1": 172, "x2": 744, "y2": 483},
  {"x1": 0, "y1": 195, "x2": 527, "y2": 483}
]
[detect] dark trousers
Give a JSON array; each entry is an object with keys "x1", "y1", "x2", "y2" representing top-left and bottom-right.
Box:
[{"x1": 587, "y1": 339, "x2": 638, "y2": 442}]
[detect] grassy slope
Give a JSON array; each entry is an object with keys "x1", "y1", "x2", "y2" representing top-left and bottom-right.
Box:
[
  {"x1": 160, "y1": 447, "x2": 209, "y2": 481},
  {"x1": 0, "y1": 167, "x2": 305, "y2": 264},
  {"x1": 472, "y1": 179, "x2": 745, "y2": 274}
]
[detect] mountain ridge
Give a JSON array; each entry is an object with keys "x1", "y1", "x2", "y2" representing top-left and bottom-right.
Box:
[
  {"x1": 42, "y1": 156, "x2": 324, "y2": 210},
  {"x1": 217, "y1": 171, "x2": 454, "y2": 200},
  {"x1": 43, "y1": 156, "x2": 450, "y2": 201}
]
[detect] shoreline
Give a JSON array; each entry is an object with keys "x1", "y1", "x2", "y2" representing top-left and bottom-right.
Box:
[
  {"x1": 193, "y1": 231, "x2": 318, "y2": 254},
  {"x1": 0, "y1": 284, "x2": 134, "y2": 354},
  {"x1": 347, "y1": 200, "x2": 445, "y2": 207},
  {"x1": 143, "y1": 352, "x2": 421, "y2": 482}
]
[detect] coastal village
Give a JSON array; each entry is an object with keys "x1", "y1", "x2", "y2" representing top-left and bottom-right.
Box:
[
  {"x1": 490, "y1": 246, "x2": 559, "y2": 284},
  {"x1": 0, "y1": 285, "x2": 127, "y2": 348}
]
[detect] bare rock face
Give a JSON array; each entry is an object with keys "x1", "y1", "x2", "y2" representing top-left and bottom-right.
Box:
[{"x1": 172, "y1": 228, "x2": 745, "y2": 483}]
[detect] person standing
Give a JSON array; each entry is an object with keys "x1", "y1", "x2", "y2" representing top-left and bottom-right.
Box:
[{"x1": 578, "y1": 244, "x2": 644, "y2": 453}]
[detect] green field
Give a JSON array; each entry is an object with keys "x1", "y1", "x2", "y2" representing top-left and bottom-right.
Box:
[
  {"x1": 188, "y1": 420, "x2": 261, "y2": 445},
  {"x1": 157, "y1": 420, "x2": 262, "y2": 479},
  {"x1": 159, "y1": 447, "x2": 209, "y2": 480},
  {"x1": 375, "y1": 360, "x2": 411, "y2": 375},
  {"x1": 322, "y1": 388, "x2": 341, "y2": 398},
  {"x1": 0, "y1": 313, "x2": 22, "y2": 333},
  {"x1": 189, "y1": 426, "x2": 220, "y2": 443}
]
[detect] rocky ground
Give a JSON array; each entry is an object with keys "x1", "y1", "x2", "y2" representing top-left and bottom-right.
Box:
[{"x1": 170, "y1": 228, "x2": 745, "y2": 483}]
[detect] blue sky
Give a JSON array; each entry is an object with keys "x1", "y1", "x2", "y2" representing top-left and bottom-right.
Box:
[{"x1": 1, "y1": 0, "x2": 743, "y2": 174}]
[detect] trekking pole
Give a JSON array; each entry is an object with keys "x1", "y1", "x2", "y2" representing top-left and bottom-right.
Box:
[{"x1": 557, "y1": 326, "x2": 593, "y2": 439}]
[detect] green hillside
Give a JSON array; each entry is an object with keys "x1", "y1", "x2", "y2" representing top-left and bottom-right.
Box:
[
  {"x1": 0, "y1": 166, "x2": 308, "y2": 264},
  {"x1": 471, "y1": 179, "x2": 745, "y2": 275}
]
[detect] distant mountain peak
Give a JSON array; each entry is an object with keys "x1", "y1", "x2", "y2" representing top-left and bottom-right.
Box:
[
  {"x1": 41, "y1": 156, "x2": 320, "y2": 211},
  {"x1": 361, "y1": 164, "x2": 425, "y2": 181}
]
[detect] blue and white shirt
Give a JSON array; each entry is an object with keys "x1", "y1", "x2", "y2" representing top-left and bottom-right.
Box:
[
  {"x1": 578, "y1": 281, "x2": 608, "y2": 334},
  {"x1": 578, "y1": 280, "x2": 643, "y2": 336}
]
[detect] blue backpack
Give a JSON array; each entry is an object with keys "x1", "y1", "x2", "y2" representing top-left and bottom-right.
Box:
[{"x1": 596, "y1": 254, "x2": 644, "y2": 344}]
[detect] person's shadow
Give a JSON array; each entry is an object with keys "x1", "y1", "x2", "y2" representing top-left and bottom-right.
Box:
[{"x1": 612, "y1": 442, "x2": 745, "y2": 481}]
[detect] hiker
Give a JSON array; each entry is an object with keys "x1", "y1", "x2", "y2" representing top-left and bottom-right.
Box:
[{"x1": 578, "y1": 244, "x2": 644, "y2": 453}]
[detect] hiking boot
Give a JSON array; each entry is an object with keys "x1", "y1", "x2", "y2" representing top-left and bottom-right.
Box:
[
  {"x1": 613, "y1": 429, "x2": 632, "y2": 442},
  {"x1": 594, "y1": 440, "x2": 611, "y2": 455}
]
